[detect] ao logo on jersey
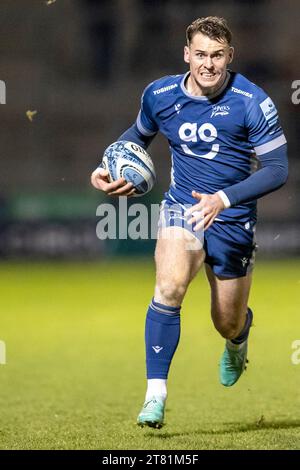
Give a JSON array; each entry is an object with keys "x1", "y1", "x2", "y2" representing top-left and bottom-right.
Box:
[{"x1": 178, "y1": 122, "x2": 219, "y2": 160}]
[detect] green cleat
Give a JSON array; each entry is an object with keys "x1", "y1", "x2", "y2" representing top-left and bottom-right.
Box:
[
  {"x1": 137, "y1": 397, "x2": 165, "y2": 429},
  {"x1": 220, "y1": 340, "x2": 248, "y2": 387}
]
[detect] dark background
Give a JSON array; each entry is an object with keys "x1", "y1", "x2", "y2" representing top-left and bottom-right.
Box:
[{"x1": 0, "y1": 0, "x2": 299, "y2": 258}]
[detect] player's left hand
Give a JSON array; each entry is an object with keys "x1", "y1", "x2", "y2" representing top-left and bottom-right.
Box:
[{"x1": 185, "y1": 191, "x2": 225, "y2": 231}]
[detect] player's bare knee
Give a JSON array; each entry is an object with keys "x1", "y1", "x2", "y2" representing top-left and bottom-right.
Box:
[{"x1": 156, "y1": 280, "x2": 187, "y2": 306}]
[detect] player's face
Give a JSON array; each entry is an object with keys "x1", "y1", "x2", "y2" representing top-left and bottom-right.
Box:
[{"x1": 184, "y1": 33, "x2": 234, "y2": 95}]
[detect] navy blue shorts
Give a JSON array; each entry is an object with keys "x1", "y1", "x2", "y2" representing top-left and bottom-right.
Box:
[{"x1": 158, "y1": 198, "x2": 257, "y2": 279}]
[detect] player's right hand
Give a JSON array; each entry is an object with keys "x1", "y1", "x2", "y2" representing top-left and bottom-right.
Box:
[{"x1": 90, "y1": 167, "x2": 136, "y2": 197}]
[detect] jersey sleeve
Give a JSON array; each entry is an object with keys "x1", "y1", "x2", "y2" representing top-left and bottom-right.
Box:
[
  {"x1": 136, "y1": 82, "x2": 159, "y2": 137},
  {"x1": 246, "y1": 89, "x2": 287, "y2": 157}
]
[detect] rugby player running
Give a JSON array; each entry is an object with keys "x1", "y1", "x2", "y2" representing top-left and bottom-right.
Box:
[{"x1": 91, "y1": 17, "x2": 288, "y2": 428}]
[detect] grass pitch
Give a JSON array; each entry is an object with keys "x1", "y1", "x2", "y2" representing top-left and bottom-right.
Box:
[{"x1": 0, "y1": 259, "x2": 299, "y2": 450}]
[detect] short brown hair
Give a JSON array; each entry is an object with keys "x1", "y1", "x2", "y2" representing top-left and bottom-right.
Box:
[{"x1": 186, "y1": 16, "x2": 232, "y2": 46}]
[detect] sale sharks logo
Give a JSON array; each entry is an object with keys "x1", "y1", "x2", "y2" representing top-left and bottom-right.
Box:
[{"x1": 211, "y1": 105, "x2": 230, "y2": 117}]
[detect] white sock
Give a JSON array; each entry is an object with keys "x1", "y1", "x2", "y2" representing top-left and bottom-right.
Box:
[{"x1": 145, "y1": 379, "x2": 167, "y2": 402}]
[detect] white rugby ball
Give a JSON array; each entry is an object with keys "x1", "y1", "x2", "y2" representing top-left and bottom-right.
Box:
[{"x1": 102, "y1": 140, "x2": 156, "y2": 196}]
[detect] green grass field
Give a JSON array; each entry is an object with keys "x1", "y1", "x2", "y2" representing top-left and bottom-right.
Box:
[{"x1": 0, "y1": 259, "x2": 299, "y2": 450}]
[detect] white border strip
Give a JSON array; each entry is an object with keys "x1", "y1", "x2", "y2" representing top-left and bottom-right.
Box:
[
  {"x1": 217, "y1": 190, "x2": 231, "y2": 209},
  {"x1": 136, "y1": 111, "x2": 157, "y2": 136},
  {"x1": 254, "y1": 134, "x2": 287, "y2": 156}
]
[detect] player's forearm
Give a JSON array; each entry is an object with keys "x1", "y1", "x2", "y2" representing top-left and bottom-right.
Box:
[
  {"x1": 218, "y1": 144, "x2": 288, "y2": 207},
  {"x1": 118, "y1": 123, "x2": 155, "y2": 150}
]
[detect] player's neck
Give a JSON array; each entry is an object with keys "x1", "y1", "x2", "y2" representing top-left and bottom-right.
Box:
[{"x1": 186, "y1": 71, "x2": 228, "y2": 97}]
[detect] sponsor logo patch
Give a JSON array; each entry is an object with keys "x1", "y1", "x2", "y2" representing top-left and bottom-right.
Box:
[
  {"x1": 153, "y1": 83, "x2": 178, "y2": 95},
  {"x1": 231, "y1": 86, "x2": 253, "y2": 98},
  {"x1": 259, "y1": 97, "x2": 278, "y2": 124}
]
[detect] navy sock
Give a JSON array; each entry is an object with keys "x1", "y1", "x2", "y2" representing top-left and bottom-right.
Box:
[
  {"x1": 145, "y1": 298, "x2": 181, "y2": 379},
  {"x1": 231, "y1": 307, "x2": 253, "y2": 344}
]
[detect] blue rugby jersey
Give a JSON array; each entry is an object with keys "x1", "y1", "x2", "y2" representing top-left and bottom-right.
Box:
[{"x1": 136, "y1": 71, "x2": 287, "y2": 223}]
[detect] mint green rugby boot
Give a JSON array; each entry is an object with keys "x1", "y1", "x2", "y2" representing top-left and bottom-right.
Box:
[
  {"x1": 137, "y1": 397, "x2": 165, "y2": 429},
  {"x1": 220, "y1": 340, "x2": 248, "y2": 386},
  {"x1": 220, "y1": 308, "x2": 253, "y2": 387}
]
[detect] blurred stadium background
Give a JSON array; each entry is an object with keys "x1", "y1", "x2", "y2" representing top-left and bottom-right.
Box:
[
  {"x1": 0, "y1": 0, "x2": 299, "y2": 259},
  {"x1": 0, "y1": 0, "x2": 300, "y2": 450}
]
